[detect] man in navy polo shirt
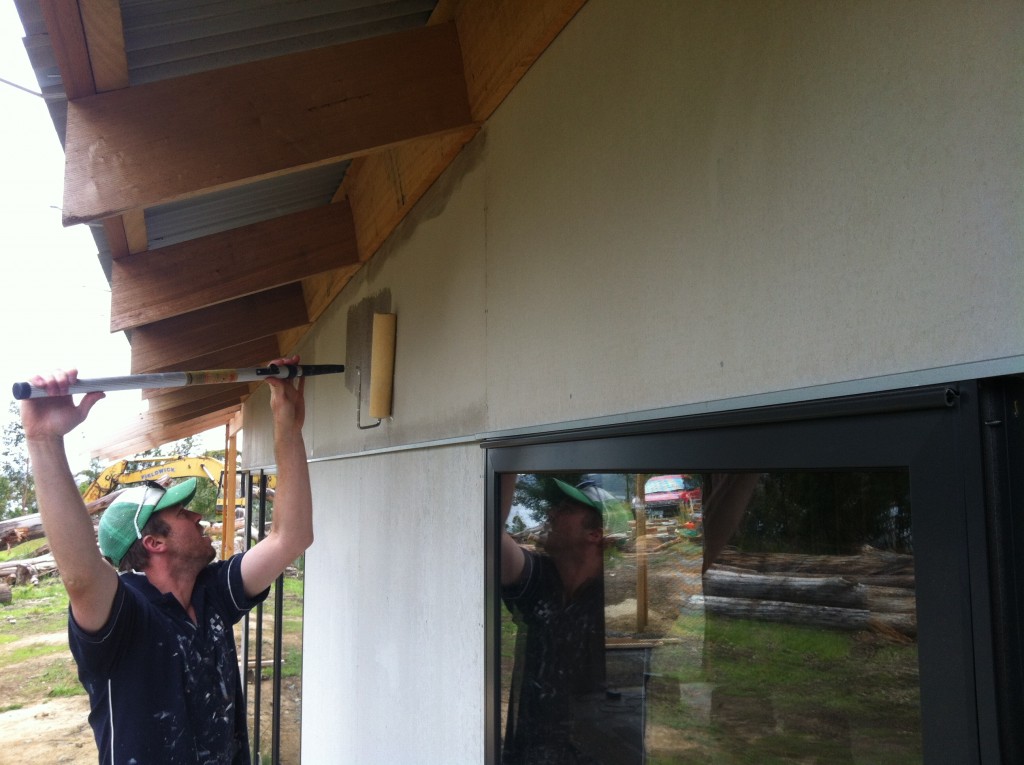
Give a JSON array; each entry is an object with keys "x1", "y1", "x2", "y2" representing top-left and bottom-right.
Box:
[
  {"x1": 21, "y1": 356, "x2": 313, "y2": 765},
  {"x1": 500, "y1": 477, "x2": 610, "y2": 764}
]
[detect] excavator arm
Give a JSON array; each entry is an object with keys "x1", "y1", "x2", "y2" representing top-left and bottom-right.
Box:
[{"x1": 80, "y1": 455, "x2": 275, "y2": 509}]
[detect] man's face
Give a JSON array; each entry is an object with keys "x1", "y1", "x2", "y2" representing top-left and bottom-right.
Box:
[
  {"x1": 542, "y1": 500, "x2": 602, "y2": 555},
  {"x1": 158, "y1": 505, "x2": 216, "y2": 566}
]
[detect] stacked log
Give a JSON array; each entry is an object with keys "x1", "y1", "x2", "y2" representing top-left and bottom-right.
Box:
[
  {"x1": 1, "y1": 553, "x2": 59, "y2": 585},
  {"x1": 0, "y1": 514, "x2": 45, "y2": 549},
  {"x1": 0, "y1": 492, "x2": 116, "y2": 551},
  {"x1": 692, "y1": 546, "x2": 916, "y2": 639}
]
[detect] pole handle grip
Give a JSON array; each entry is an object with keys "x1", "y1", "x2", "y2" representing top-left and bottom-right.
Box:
[{"x1": 12, "y1": 364, "x2": 345, "y2": 400}]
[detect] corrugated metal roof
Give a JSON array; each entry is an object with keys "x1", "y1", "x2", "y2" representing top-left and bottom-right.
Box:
[
  {"x1": 121, "y1": 0, "x2": 437, "y2": 85},
  {"x1": 145, "y1": 162, "x2": 350, "y2": 249},
  {"x1": 15, "y1": 0, "x2": 69, "y2": 141}
]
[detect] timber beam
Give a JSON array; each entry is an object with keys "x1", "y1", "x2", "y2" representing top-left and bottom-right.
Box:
[
  {"x1": 130, "y1": 285, "x2": 308, "y2": 374},
  {"x1": 62, "y1": 23, "x2": 473, "y2": 225},
  {"x1": 111, "y1": 202, "x2": 358, "y2": 331}
]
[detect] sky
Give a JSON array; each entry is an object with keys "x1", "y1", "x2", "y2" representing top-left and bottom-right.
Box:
[{"x1": 0, "y1": 5, "x2": 224, "y2": 473}]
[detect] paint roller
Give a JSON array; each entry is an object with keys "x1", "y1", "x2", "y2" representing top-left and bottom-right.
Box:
[
  {"x1": 368, "y1": 313, "x2": 397, "y2": 419},
  {"x1": 356, "y1": 312, "x2": 397, "y2": 428},
  {"x1": 12, "y1": 364, "x2": 345, "y2": 400}
]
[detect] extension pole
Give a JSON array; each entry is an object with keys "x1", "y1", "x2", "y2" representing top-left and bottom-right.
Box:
[{"x1": 12, "y1": 364, "x2": 344, "y2": 400}]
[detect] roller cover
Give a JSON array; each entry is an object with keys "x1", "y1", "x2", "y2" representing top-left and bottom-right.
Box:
[{"x1": 369, "y1": 313, "x2": 397, "y2": 419}]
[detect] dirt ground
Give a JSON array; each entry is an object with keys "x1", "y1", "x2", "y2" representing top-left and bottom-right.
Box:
[
  {"x1": 0, "y1": 631, "x2": 94, "y2": 765},
  {"x1": 0, "y1": 616, "x2": 303, "y2": 765}
]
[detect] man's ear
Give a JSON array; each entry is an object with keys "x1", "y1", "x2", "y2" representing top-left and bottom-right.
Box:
[{"x1": 141, "y1": 534, "x2": 166, "y2": 554}]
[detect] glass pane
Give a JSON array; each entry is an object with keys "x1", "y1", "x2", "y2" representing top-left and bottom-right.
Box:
[{"x1": 500, "y1": 471, "x2": 920, "y2": 764}]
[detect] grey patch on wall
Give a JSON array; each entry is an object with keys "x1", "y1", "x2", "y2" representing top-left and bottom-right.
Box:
[{"x1": 346, "y1": 289, "x2": 393, "y2": 396}]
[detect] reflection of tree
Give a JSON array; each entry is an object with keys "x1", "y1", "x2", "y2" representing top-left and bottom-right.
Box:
[
  {"x1": 731, "y1": 472, "x2": 911, "y2": 555},
  {"x1": 507, "y1": 515, "x2": 526, "y2": 535},
  {"x1": 512, "y1": 473, "x2": 585, "y2": 525}
]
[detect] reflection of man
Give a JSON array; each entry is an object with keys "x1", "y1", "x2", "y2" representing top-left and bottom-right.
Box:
[{"x1": 501, "y1": 476, "x2": 607, "y2": 764}]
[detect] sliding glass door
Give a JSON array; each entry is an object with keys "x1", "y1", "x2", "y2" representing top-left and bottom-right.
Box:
[{"x1": 486, "y1": 381, "x2": 1009, "y2": 763}]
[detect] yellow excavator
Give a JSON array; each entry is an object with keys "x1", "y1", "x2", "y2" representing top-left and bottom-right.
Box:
[{"x1": 81, "y1": 455, "x2": 275, "y2": 508}]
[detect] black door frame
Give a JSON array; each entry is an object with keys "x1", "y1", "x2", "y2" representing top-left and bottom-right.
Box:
[{"x1": 484, "y1": 379, "x2": 1012, "y2": 763}]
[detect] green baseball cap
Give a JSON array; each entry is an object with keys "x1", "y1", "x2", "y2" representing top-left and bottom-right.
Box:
[
  {"x1": 553, "y1": 478, "x2": 604, "y2": 513},
  {"x1": 553, "y1": 477, "x2": 632, "y2": 536},
  {"x1": 98, "y1": 478, "x2": 199, "y2": 567}
]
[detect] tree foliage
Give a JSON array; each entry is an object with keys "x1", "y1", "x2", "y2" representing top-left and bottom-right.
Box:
[
  {"x1": 512, "y1": 473, "x2": 586, "y2": 525},
  {"x1": 730, "y1": 471, "x2": 912, "y2": 555},
  {"x1": 1, "y1": 402, "x2": 35, "y2": 519}
]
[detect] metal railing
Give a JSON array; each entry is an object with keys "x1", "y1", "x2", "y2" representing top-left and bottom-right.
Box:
[{"x1": 240, "y1": 470, "x2": 298, "y2": 764}]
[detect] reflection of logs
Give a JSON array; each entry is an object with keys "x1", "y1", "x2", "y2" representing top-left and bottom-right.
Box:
[
  {"x1": 713, "y1": 546, "x2": 914, "y2": 579},
  {"x1": 690, "y1": 595, "x2": 916, "y2": 637},
  {"x1": 700, "y1": 547, "x2": 916, "y2": 638},
  {"x1": 693, "y1": 594, "x2": 870, "y2": 630},
  {"x1": 704, "y1": 569, "x2": 864, "y2": 608},
  {"x1": 704, "y1": 569, "x2": 916, "y2": 614}
]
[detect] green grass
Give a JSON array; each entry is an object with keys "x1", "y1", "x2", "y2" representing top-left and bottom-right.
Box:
[
  {"x1": 648, "y1": 616, "x2": 921, "y2": 762},
  {"x1": 251, "y1": 573, "x2": 305, "y2": 680},
  {"x1": 279, "y1": 576, "x2": 305, "y2": 619},
  {"x1": 1, "y1": 579, "x2": 70, "y2": 643},
  {"x1": 0, "y1": 537, "x2": 50, "y2": 563},
  {"x1": 7, "y1": 642, "x2": 67, "y2": 663},
  {"x1": 501, "y1": 611, "x2": 922, "y2": 763},
  {"x1": 39, "y1": 662, "x2": 84, "y2": 698}
]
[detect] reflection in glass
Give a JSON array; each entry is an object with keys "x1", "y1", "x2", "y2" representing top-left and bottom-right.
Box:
[{"x1": 500, "y1": 472, "x2": 920, "y2": 764}]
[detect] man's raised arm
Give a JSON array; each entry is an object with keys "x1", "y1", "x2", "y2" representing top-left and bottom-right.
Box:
[
  {"x1": 500, "y1": 473, "x2": 526, "y2": 586},
  {"x1": 21, "y1": 370, "x2": 116, "y2": 633},
  {"x1": 240, "y1": 356, "x2": 315, "y2": 597}
]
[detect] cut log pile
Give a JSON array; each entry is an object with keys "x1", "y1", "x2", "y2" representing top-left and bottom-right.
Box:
[
  {"x1": 1, "y1": 553, "x2": 60, "y2": 603},
  {"x1": 1, "y1": 493, "x2": 118, "y2": 552},
  {"x1": 692, "y1": 546, "x2": 916, "y2": 640},
  {"x1": 1, "y1": 513, "x2": 45, "y2": 549}
]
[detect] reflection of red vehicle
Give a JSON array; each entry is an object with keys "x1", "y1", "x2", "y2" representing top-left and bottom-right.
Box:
[{"x1": 644, "y1": 474, "x2": 702, "y2": 516}]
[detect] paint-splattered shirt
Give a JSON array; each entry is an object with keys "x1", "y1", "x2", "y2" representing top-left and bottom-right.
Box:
[
  {"x1": 68, "y1": 553, "x2": 269, "y2": 765},
  {"x1": 502, "y1": 549, "x2": 606, "y2": 764}
]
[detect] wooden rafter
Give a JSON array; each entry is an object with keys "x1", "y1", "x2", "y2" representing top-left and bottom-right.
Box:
[
  {"x1": 143, "y1": 384, "x2": 253, "y2": 415},
  {"x1": 37, "y1": 0, "x2": 94, "y2": 99},
  {"x1": 130, "y1": 285, "x2": 308, "y2": 374},
  {"x1": 77, "y1": 0, "x2": 127, "y2": 92},
  {"x1": 62, "y1": 23, "x2": 473, "y2": 225},
  {"x1": 321, "y1": 0, "x2": 589, "y2": 281},
  {"x1": 111, "y1": 202, "x2": 358, "y2": 331},
  {"x1": 42, "y1": 0, "x2": 150, "y2": 258}
]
